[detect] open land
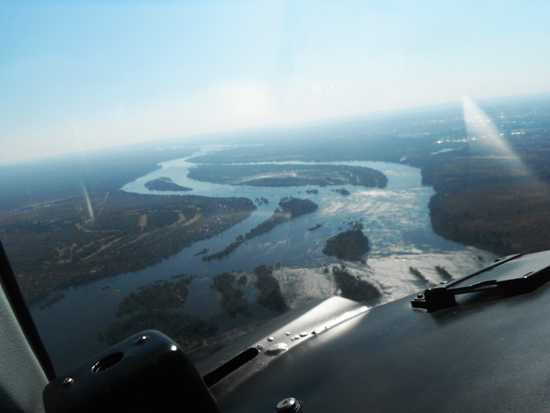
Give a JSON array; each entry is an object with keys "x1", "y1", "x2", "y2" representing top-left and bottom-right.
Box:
[{"x1": 0, "y1": 190, "x2": 255, "y2": 301}]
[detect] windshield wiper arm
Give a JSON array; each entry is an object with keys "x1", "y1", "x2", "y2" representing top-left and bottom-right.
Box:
[{"x1": 411, "y1": 265, "x2": 550, "y2": 312}]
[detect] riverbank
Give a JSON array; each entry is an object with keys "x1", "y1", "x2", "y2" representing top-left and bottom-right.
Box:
[
  {"x1": 26, "y1": 152, "x2": 495, "y2": 375},
  {"x1": 422, "y1": 155, "x2": 550, "y2": 255},
  {"x1": 1, "y1": 190, "x2": 256, "y2": 302},
  {"x1": 204, "y1": 197, "x2": 318, "y2": 261},
  {"x1": 188, "y1": 163, "x2": 388, "y2": 188}
]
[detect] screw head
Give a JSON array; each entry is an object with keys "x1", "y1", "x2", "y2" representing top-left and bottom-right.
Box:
[
  {"x1": 276, "y1": 397, "x2": 301, "y2": 412},
  {"x1": 63, "y1": 377, "x2": 74, "y2": 386}
]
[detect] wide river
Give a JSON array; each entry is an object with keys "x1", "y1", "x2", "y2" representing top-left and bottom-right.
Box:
[{"x1": 31, "y1": 149, "x2": 494, "y2": 374}]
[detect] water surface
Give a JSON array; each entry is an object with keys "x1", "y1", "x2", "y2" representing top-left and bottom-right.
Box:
[{"x1": 31, "y1": 150, "x2": 493, "y2": 373}]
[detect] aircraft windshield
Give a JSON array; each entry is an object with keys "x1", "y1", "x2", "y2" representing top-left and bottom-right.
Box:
[{"x1": 1, "y1": 1, "x2": 550, "y2": 375}]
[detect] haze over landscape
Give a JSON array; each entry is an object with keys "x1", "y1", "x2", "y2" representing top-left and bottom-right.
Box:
[{"x1": 3, "y1": 0, "x2": 550, "y2": 163}]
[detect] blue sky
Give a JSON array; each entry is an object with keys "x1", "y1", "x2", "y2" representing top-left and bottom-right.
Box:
[{"x1": 2, "y1": 0, "x2": 550, "y2": 163}]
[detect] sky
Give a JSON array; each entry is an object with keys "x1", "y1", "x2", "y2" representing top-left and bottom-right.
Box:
[{"x1": 2, "y1": 0, "x2": 550, "y2": 163}]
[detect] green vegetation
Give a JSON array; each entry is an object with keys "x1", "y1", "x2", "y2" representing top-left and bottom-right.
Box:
[
  {"x1": 332, "y1": 266, "x2": 381, "y2": 305},
  {"x1": 186, "y1": 99, "x2": 550, "y2": 257},
  {"x1": 254, "y1": 265, "x2": 288, "y2": 313},
  {"x1": 101, "y1": 311, "x2": 216, "y2": 353},
  {"x1": 1, "y1": 190, "x2": 256, "y2": 301},
  {"x1": 204, "y1": 197, "x2": 318, "y2": 261},
  {"x1": 428, "y1": 164, "x2": 550, "y2": 255},
  {"x1": 188, "y1": 163, "x2": 387, "y2": 188},
  {"x1": 210, "y1": 266, "x2": 288, "y2": 317},
  {"x1": 144, "y1": 177, "x2": 192, "y2": 192},
  {"x1": 420, "y1": 128, "x2": 550, "y2": 255},
  {"x1": 322, "y1": 222, "x2": 370, "y2": 261},
  {"x1": 212, "y1": 273, "x2": 250, "y2": 318},
  {"x1": 101, "y1": 276, "x2": 217, "y2": 353},
  {"x1": 102, "y1": 265, "x2": 290, "y2": 357},
  {"x1": 117, "y1": 278, "x2": 191, "y2": 316}
]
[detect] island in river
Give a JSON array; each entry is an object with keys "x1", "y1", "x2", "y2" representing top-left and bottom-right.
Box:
[
  {"x1": 331, "y1": 265, "x2": 382, "y2": 305},
  {"x1": 144, "y1": 177, "x2": 192, "y2": 192},
  {"x1": 100, "y1": 265, "x2": 291, "y2": 356},
  {"x1": 203, "y1": 197, "x2": 318, "y2": 261},
  {"x1": 332, "y1": 188, "x2": 351, "y2": 196},
  {"x1": 0, "y1": 190, "x2": 256, "y2": 302},
  {"x1": 100, "y1": 276, "x2": 218, "y2": 353},
  {"x1": 188, "y1": 163, "x2": 388, "y2": 188},
  {"x1": 323, "y1": 222, "x2": 370, "y2": 261},
  {"x1": 100, "y1": 264, "x2": 381, "y2": 358}
]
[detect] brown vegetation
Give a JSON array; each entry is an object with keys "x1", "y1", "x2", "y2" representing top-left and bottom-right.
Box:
[{"x1": 1, "y1": 190, "x2": 255, "y2": 301}]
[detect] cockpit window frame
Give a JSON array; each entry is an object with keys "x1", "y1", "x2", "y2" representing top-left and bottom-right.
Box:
[{"x1": 0, "y1": 241, "x2": 56, "y2": 380}]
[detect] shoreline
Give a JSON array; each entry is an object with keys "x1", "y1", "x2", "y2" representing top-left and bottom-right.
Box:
[
  {"x1": 4, "y1": 191, "x2": 256, "y2": 303},
  {"x1": 27, "y1": 156, "x2": 496, "y2": 307}
]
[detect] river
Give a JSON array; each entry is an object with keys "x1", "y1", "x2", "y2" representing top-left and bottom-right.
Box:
[{"x1": 30, "y1": 149, "x2": 494, "y2": 374}]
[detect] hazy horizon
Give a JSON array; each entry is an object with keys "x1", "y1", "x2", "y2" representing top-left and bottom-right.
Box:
[
  {"x1": 2, "y1": 92, "x2": 542, "y2": 167},
  {"x1": 3, "y1": 1, "x2": 550, "y2": 164}
]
